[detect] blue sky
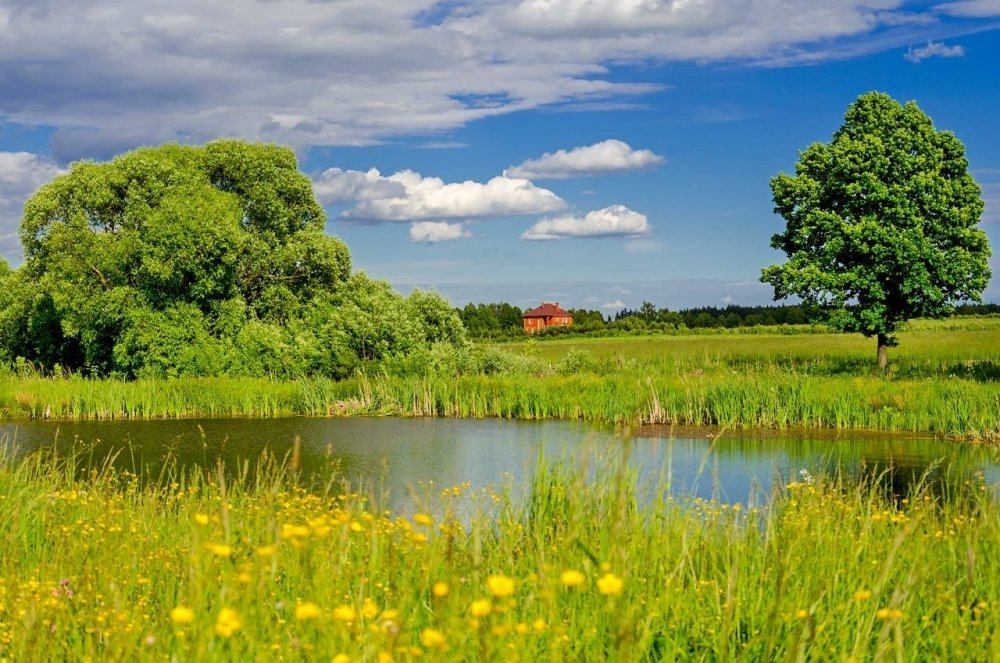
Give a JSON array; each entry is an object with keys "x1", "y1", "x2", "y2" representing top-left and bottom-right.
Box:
[{"x1": 1, "y1": 0, "x2": 998, "y2": 312}]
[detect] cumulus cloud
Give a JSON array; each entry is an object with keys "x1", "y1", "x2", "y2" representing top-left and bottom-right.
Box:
[
  {"x1": 0, "y1": 1, "x2": 972, "y2": 158},
  {"x1": 601, "y1": 299, "x2": 626, "y2": 310},
  {"x1": 521, "y1": 205, "x2": 650, "y2": 240},
  {"x1": 313, "y1": 168, "x2": 407, "y2": 204},
  {"x1": 904, "y1": 40, "x2": 965, "y2": 62},
  {"x1": 409, "y1": 221, "x2": 472, "y2": 243},
  {"x1": 317, "y1": 168, "x2": 566, "y2": 222},
  {"x1": 0, "y1": 151, "x2": 65, "y2": 260},
  {"x1": 937, "y1": 0, "x2": 1000, "y2": 17},
  {"x1": 506, "y1": 139, "x2": 664, "y2": 180}
]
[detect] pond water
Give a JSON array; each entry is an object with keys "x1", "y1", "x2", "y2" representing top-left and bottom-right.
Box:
[{"x1": 2, "y1": 417, "x2": 998, "y2": 510}]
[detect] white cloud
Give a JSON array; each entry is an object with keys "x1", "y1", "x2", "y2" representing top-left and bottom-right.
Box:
[
  {"x1": 0, "y1": 151, "x2": 65, "y2": 261},
  {"x1": 601, "y1": 299, "x2": 626, "y2": 310},
  {"x1": 937, "y1": 0, "x2": 1000, "y2": 17},
  {"x1": 483, "y1": 0, "x2": 921, "y2": 61},
  {"x1": 521, "y1": 205, "x2": 650, "y2": 240},
  {"x1": 409, "y1": 221, "x2": 472, "y2": 243},
  {"x1": 904, "y1": 40, "x2": 965, "y2": 62},
  {"x1": 319, "y1": 168, "x2": 566, "y2": 222},
  {"x1": 506, "y1": 139, "x2": 664, "y2": 180},
  {"x1": 0, "y1": 1, "x2": 968, "y2": 158},
  {"x1": 313, "y1": 168, "x2": 407, "y2": 204}
]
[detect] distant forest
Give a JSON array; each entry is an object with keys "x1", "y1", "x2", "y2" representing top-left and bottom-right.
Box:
[{"x1": 457, "y1": 301, "x2": 1000, "y2": 340}]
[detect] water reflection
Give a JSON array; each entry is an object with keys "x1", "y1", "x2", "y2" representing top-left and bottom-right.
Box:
[{"x1": 2, "y1": 417, "x2": 997, "y2": 511}]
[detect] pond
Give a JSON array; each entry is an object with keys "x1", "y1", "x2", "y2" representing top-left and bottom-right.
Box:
[{"x1": 2, "y1": 417, "x2": 997, "y2": 510}]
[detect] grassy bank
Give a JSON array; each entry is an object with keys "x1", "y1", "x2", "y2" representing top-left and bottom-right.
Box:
[
  {"x1": 1, "y1": 318, "x2": 999, "y2": 439},
  {"x1": 1, "y1": 451, "x2": 999, "y2": 661}
]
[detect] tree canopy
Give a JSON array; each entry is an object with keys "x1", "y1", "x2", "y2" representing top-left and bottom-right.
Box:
[
  {"x1": 761, "y1": 91, "x2": 992, "y2": 368},
  {"x1": 0, "y1": 140, "x2": 467, "y2": 378}
]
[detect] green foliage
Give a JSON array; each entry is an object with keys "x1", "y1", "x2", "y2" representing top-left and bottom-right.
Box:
[
  {"x1": 1, "y1": 141, "x2": 465, "y2": 379},
  {"x1": 762, "y1": 92, "x2": 992, "y2": 356},
  {"x1": 556, "y1": 348, "x2": 597, "y2": 375},
  {"x1": 320, "y1": 273, "x2": 422, "y2": 362},
  {"x1": 407, "y1": 290, "x2": 469, "y2": 347}
]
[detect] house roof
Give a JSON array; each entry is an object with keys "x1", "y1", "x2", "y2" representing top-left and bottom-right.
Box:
[{"x1": 522, "y1": 302, "x2": 571, "y2": 318}]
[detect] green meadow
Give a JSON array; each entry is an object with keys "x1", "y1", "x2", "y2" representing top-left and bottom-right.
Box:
[
  {"x1": 2, "y1": 450, "x2": 999, "y2": 661},
  {"x1": 1, "y1": 317, "x2": 999, "y2": 440}
]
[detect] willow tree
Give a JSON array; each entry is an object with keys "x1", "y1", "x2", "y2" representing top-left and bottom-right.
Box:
[
  {"x1": 6, "y1": 140, "x2": 351, "y2": 376},
  {"x1": 761, "y1": 92, "x2": 991, "y2": 369}
]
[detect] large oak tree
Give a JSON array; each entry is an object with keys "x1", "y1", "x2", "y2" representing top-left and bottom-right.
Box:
[{"x1": 761, "y1": 92, "x2": 992, "y2": 369}]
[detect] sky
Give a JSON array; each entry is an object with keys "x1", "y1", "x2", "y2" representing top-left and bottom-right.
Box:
[{"x1": 1, "y1": 0, "x2": 999, "y2": 313}]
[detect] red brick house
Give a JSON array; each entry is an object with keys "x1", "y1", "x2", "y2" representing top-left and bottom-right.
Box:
[{"x1": 522, "y1": 302, "x2": 572, "y2": 333}]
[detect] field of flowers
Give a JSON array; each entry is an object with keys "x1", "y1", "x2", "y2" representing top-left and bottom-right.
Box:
[{"x1": 2, "y1": 449, "x2": 999, "y2": 661}]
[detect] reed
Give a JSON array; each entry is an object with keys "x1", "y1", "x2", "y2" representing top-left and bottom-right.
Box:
[
  {"x1": 1, "y1": 319, "x2": 999, "y2": 438},
  {"x1": 1, "y1": 448, "x2": 998, "y2": 661}
]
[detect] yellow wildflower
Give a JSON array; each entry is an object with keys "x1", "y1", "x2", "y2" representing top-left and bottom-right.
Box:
[
  {"x1": 170, "y1": 606, "x2": 195, "y2": 626},
  {"x1": 194, "y1": 513, "x2": 210, "y2": 526},
  {"x1": 295, "y1": 602, "x2": 321, "y2": 621},
  {"x1": 470, "y1": 599, "x2": 493, "y2": 618},
  {"x1": 333, "y1": 605, "x2": 357, "y2": 622},
  {"x1": 560, "y1": 570, "x2": 586, "y2": 588},
  {"x1": 414, "y1": 513, "x2": 433, "y2": 526},
  {"x1": 487, "y1": 575, "x2": 515, "y2": 598},
  {"x1": 876, "y1": 608, "x2": 903, "y2": 621},
  {"x1": 853, "y1": 590, "x2": 872, "y2": 602},
  {"x1": 214, "y1": 607, "x2": 241, "y2": 637},
  {"x1": 333, "y1": 655, "x2": 351, "y2": 663},
  {"x1": 432, "y1": 582, "x2": 450, "y2": 597},
  {"x1": 362, "y1": 600, "x2": 380, "y2": 619},
  {"x1": 206, "y1": 543, "x2": 232, "y2": 557},
  {"x1": 597, "y1": 573, "x2": 624, "y2": 596},
  {"x1": 420, "y1": 628, "x2": 446, "y2": 648}
]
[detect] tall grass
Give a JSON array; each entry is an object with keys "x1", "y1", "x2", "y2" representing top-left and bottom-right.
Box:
[
  {"x1": 1, "y1": 448, "x2": 998, "y2": 661},
  {"x1": 2, "y1": 320, "x2": 999, "y2": 438}
]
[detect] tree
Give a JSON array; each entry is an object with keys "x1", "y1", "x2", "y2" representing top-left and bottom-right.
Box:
[
  {"x1": 5, "y1": 140, "x2": 356, "y2": 376},
  {"x1": 761, "y1": 92, "x2": 992, "y2": 369},
  {"x1": 638, "y1": 301, "x2": 657, "y2": 321}
]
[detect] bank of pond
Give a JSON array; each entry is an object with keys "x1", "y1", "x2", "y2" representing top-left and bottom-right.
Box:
[
  {"x1": 2, "y1": 369, "x2": 999, "y2": 441},
  {"x1": 2, "y1": 417, "x2": 1000, "y2": 661}
]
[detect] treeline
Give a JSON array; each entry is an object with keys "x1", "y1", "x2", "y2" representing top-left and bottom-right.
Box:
[
  {"x1": 0, "y1": 141, "x2": 471, "y2": 380},
  {"x1": 458, "y1": 301, "x2": 1000, "y2": 339}
]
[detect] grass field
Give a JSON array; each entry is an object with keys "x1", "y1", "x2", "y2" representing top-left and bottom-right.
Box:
[
  {"x1": 2, "y1": 449, "x2": 999, "y2": 661},
  {"x1": 1, "y1": 317, "x2": 999, "y2": 439}
]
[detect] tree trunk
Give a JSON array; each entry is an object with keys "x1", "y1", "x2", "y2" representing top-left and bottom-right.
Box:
[{"x1": 877, "y1": 333, "x2": 889, "y2": 371}]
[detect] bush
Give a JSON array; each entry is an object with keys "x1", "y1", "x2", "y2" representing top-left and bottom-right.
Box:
[{"x1": 556, "y1": 348, "x2": 597, "y2": 375}]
